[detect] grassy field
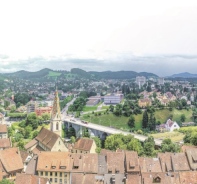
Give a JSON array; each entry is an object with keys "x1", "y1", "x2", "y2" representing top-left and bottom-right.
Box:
[
  {"x1": 151, "y1": 131, "x2": 184, "y2": 142},
  {"x1": 81, "y1": 113, "x2": 131, "y2": 131},
  {"x1": 81, "y1": 108, "x2": 193, "y2": 131},
  {"x1": 48, "y1": 71, "x2": 61, "y2": 77},
  {"x1": 83, "y1": 106, "x2": 98, "y2": 112}
]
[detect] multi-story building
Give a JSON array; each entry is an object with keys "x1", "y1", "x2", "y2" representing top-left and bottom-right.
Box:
[
  {"x1": 37, "y1": 152, "x2": 70, "y2": 184},
  {"x1": 157, "y1": 77, "x2": 165, "y2": 85},
  {"x1": 72, "y1": 138, "x2": 96, "y2": 154},
  {"x1": 136, "y1": 76, "x2": 146, "y2": 89},
  {"x1": 26, "y1": 101, "x2": 38, "y2": 114},
  {"x1": 35, "y1": 106, "x2": 52, "y2": 116},
  {"x1": 104, "y1": 93, "x2": 123, "y2": 105}
]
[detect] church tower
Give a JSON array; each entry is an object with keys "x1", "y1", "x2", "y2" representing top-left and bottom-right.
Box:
[{"x1": 50, "y1": 89, "x2": 62, "y2": 137}]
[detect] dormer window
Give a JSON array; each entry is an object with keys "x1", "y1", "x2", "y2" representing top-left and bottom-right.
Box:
[
  {"x1": 60, "y1": 166, "x2": 66, "y2": 169},
  {"x1": 153, "y1": 176, "x2": 161, "y2": 183},
  {"x1": 52, "y1": 166, "x2": 56, "y2": 169}
]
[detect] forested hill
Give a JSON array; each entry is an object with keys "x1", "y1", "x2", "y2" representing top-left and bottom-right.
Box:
[
  {"x1": 89, "y1": 71, "x2": 158, "y2": 79},
  {"x1": 2, "y1": 68, "x2": 158, "y2": 80},
  {"x1": 4, "y1": 68, "x2": 54, "y2": 79}
]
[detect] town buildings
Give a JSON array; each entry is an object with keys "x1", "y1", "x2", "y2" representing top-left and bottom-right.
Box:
[{"x1": 104, "y1": 93, "x2": 123, "y2": 105}]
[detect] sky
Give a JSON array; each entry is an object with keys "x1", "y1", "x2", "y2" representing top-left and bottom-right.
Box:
[{"x1": 0, "y1": 0, "x2": 197, "y2": 76}]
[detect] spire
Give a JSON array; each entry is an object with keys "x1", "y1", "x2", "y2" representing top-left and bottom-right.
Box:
[{"x1": 51, "y1": 89, "x2": 61, "y2": 120}]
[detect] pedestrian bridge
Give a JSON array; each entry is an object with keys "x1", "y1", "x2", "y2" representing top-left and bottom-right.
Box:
[{"x1": 63, "y1": 117, "x2": 162, "y2": 146}]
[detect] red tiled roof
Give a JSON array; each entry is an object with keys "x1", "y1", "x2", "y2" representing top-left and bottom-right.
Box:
[
  {"x1": 0, "y1": 124, "x2": 7, "y2": 133},
  {"x1": 73, "y1": 138, "x2": 94, "y2": 151}
]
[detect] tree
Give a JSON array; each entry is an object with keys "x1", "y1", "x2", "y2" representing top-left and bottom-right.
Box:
[
  {"x1": 180, "y1": 114, "x2": 186, "y2": 122},
  {"x1": 70, "y1": 136, "x2": 76, "y2": 143},
  {"x1": 143, "y1": 136, "x2": 156, "y2": 157},
  {"x1": 161, "y1": 139, "x2": 180, "y2": 153},
  {"x1": 32, "y1": 131, "x2": 39, "y2": 138},
  {"x1": 26, "y1": 112, "x2": 38, "y2": 129},
  {"x1": 142, "y1": 110, "x2": 149, "y2": 129},
  {"x1": 82, "y1": 128, "x2": 90, "y2": 138},
  {"x1": 148, "y1": 113, "x2": 156, "y2": 131},
  {"x1": 128, "y1": 115, "x2": 135, "y2": 128},
  {"x1": 0, "y1": 179, "x2": 14, "y2": 184},
  {"x1": 109, "y1": 105, "x2": 114, "y2": 112},
  {"x1": 17, "y1": 140, "x2": 25, "y2": 150},
  {"x1": 41, "y1": 113, "x2": 50, "y2": 121}
]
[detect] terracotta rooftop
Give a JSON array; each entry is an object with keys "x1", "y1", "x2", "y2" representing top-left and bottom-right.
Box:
[
  {"x1": 37, "y1": 152, "x2": 70, "y2": 172},
  {"x1": 0, "y1": 138, "x2": 11, "y2": 149},
  {"x1": 35, "y1": 127, "x2": 59, "y2": 150},
  {"x1": 179, "y1": 171, "x2": 197, "y2": 184},
  {"x1": 125, "y1": 151, "x2": 140, "y2": 173},
  {"x1": 0, "y1": 147, "x2": 23, "y2": 173},
  {"x1": 106, "y1": 152, "x2": 125, "y2": 174},
  {"x1": 0, "y1": 124, "x2": 7, "y2": 133},
  {"x1": 139, "y1": 157, "x2": 162, "y2": 173},
  {"x1": 20, "y1": 150, "x2": 29, "y2": 163},
  {"x1": 83, "y1": 153, "x2": 98, "y2": 173},
  {"x1": 24, "y1": 139, "x2": 38, "y2": 150},
  {"x1": 171, "y1": 153, "x2": 190, "y2": 171},
  {"x1": 126, "y1": 174, "x2": 141, "y2": 184},
  {"x1": 158, "y1": 152, "x2": 173, "y2": 172},
  {"x1": 25, "y1": 155, "x2": 38, "y2": 175},
  {"x1": 15, "y1": 173, "x2": 49, "y2": 184},
  {"x1": 186, "y1": 148, "x2": 197, "y2": 170},
  {"x1": 73, "y1": 138, "x2": 94, "y2": 151}
]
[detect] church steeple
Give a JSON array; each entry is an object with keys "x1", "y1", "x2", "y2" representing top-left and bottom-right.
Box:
[{"x1": 50, "y1": 88, "x2": 62, "y2": 137}]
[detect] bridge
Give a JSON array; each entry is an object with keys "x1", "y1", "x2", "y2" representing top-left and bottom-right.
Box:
[{"x1": 63, "y1": 117, "x2": 163, "y2": 146}]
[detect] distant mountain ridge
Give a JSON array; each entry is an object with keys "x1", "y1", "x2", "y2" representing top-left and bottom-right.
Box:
[
  {"x1": 2, "y1": 68, "x2": 158, "y2": 80},
  {"x1": 169, "y1": 72, "x2": 197, "y2": 78}
]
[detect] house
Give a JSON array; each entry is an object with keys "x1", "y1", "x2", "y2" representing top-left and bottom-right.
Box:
[
  {"x1": 15, "y1": 173, "x2": 50, "y2": 184},
  {"x1": 0, "y1": 138, "x2": 11, "y2": 150},
  {"x1": 165, "y1": 119, "x2": 180, "y2": 132},
  {"x1": 156, "y1": 119, "x2": 180, "y2": 132},
  {"x1": 24, "y1": 127, "x2": 68, "y2": 154},
  {"x1": 0, "y1": 124, "x2": 8, "y2": 139},
  {"x1": 138, "y1": 98, "x2": 152, "y2": 108},
  {"x1": 0, "y1": 147, "x2": 23, "y2": 180},
  {"x1": 37, "y1": 152, "x2": 71, "y2": 184},
  {"x1": 136, "y1": 76, "x2": 146, "y2": 89},
  {"x1": 72, "y1": 138, "x2": 97, "y2": 154}
]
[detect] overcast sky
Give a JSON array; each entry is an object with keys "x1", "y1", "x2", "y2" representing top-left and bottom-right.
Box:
[{"x1": 0, "y1": 0, "x2": 197, "y2": 76}]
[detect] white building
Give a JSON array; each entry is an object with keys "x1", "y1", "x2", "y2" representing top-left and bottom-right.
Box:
[
  {"x1": 165, "y1": 119, "x2": 180, "y2": 132},
  {"x1": 104, "y1": 93, "x2": 123, "y2": 104},
  {"x1": 136, "y1": 76, "x2": 146, "y2": 89}
]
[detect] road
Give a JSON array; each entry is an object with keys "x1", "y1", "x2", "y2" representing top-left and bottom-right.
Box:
[{"x1": 64, "y1": 116, "x2": 163, "y2": 146}]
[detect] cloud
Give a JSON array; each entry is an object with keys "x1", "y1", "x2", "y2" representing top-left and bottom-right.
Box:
[{"x1": 1, "y1": 53, "x2": 197, "y2": 76}]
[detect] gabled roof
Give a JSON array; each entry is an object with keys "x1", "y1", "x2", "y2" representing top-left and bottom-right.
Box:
[
  {"x1": 186, "y1": 148, "x2": 197, "y2": 170},
  {"x1": 0, "y1": 147, "x2": 23, "y2": 173},
  {"x1": 106, "y1": 152, "x2": 125, "y2": 174},
  {"x1": 171, "y1": 153, "x2": 190, "y2": 171},
  {"x1": 73, "y1": 138, "x2": 94, "y2": 151},
  {"x1": 37, "y1": 152, "x2": 70, "y2": 172},
  {"x1": 125, "y1": 151, "x2": 140, "y2": 173},
  {"x1": 158, "y1": 152, "x2": 173, "y2": 172},
  {"x1": 126, "y1": 174, "x2": 141, "y2": 184},
  {"x1": 0, "y1": 124, "x2": 7, "y2": 133},
  {"x1": 139, "y1": 157, "x2": 162, "y2": 173},
  {"x1": 83, "y1": 153, "x2": 98, "y2": 173},
  {"x1": 24, "y1": 139, "x2": 38, "y2": 150},
  {"x1": 35, "y1": 127, "x2": 59, "y2": 150},
  {"x1": 0, "y1": 138, "x2": 11, "y2": 148}
]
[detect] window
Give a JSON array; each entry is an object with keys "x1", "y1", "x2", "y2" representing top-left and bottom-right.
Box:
[
  {"x1": 64, "y1": 179, "x2": 67, "y2": 184},
  {"x1": 56, "y1": 122, "x2": 59, "y2": 130},
  {"x1": 64, "y1": 173, "x2": 67, "y2": 177},
  {"x1": 55, "y1": 172, "x2": 57, "y2": 176},
  {"x1": 45, "y1": 172, "x2": 48, "y2": 176},
  {"x1": 40, "y1": 172, "x2": 43, "y2": 176},
  {"x1": 60, "y1": 179, "x2": 62, "y2": 183},
  {"x1": 50, "y1": 178, "x2": 53, "y2": 182},
  {"x1": 55, "y1": 178, "x2": 57, "y2": 183},
  {"x1": 50, "y1": 172, "x2": 53, "y2": 176},
  {"x1": 60, "y1": 172, "x2": 62, "y2": 177}
]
